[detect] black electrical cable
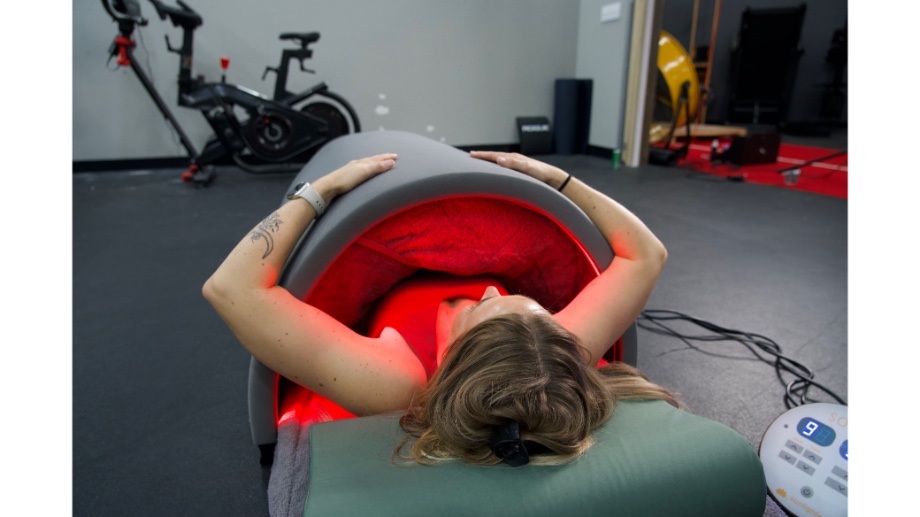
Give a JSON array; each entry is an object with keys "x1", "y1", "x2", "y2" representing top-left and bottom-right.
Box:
[{"x1": 639, "y1": 309, "x2": 847, "y2": 408}]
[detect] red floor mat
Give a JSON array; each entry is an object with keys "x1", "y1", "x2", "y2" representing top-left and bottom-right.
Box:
[{"x1": 669, "y1": 139, "x2": 848, "y2": 199}]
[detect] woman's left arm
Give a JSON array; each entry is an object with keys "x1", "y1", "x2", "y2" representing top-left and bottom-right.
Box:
[
  {"x1": 470, "y1": 151, "x2": 666, "y2": 364},
  {"x1": 202, "y1": 154, "x2": 428, "y2": 416}
]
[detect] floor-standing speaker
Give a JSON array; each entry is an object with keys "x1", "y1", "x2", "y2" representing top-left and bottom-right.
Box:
[{"x1": 553, "y1": 79, "x2": 593, "y2": 154}]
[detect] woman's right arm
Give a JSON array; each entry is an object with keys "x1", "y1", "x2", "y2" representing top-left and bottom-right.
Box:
[
  {"x1": 203, "y1": 154, "x2": 427, "y2": 416},
  {"x1": 469, "y1": 151, "x2": 667, "y2": 364}
]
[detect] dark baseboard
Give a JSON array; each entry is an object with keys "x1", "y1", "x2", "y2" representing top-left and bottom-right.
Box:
[
  {"x1": 456, "y1": 143, "x2": 613, "y2": 159},
  {"x1": 586, "y1": 145, "x2": 613, "y2": 159},
  {"x1": 455, "y1": 143, "x2": 614, "y2": 159},
  {"x1": 73, "y1": 146, "x2": 523, "y2": 173},
  {"x1": 73, "y1": 157, "x2": 189, "y2": 173},
  {"x1": 74, "y1": 142, "x2": 606, "y2": 173}
]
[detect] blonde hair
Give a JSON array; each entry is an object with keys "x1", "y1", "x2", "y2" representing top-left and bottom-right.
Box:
[{"x1": 397, "y1": 312, "x2": 679, "y2": 466}]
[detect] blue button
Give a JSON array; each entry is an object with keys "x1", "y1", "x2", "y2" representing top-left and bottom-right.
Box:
[{"x1": 839, "y1": 439, "x2": 848, "y2": 461}]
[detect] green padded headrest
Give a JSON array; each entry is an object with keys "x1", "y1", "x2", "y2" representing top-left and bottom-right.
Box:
[{"x1": 303, "y1": 400, "x2": 766, "y2": 516}]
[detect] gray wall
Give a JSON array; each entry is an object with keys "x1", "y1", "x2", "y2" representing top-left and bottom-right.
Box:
[
  {"x1": 661, "y1": 0, "x2": 848, "y2": 125},
  {"x1": 75, "y1": 0, "x2": 595, "y2": 162},
  {"x1": 576, "y1": 0, "x2": 636, "y2": 151}
]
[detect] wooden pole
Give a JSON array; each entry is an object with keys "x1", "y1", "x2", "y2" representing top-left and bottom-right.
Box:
[{"x1": 690, "y1": 0, "x2": 700, "y2": 59}]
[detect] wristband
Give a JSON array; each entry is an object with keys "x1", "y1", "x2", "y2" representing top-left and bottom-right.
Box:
[
  {"x1": 287, "y1": 182, "x2": 327, "y2": 217},
  {"x1": 558, "y1": 174, "x2": 573, "y2": 192}
]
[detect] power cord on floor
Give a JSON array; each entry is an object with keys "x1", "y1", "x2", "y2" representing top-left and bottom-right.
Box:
[{"x1": 638, "y1": 309, "x2": 847, "y2": 409}]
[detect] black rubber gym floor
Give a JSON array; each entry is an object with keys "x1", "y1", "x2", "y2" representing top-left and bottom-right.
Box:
[{"x1": 73, "y1": 136, "x2": 846, "y2": 516}]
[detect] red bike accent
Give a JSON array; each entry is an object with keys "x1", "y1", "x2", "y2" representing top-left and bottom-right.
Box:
[
  {"x1": 114, "y1": 36, "x2": 135, "y2": 66},
  {"x1": 181, "y1": 163, "x2": 199, "y2": 183}
]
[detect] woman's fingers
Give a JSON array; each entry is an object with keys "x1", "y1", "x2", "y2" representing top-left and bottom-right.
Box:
[
  {"x1": 470, "y1": 151, "x2": 530, "y2": 172},
  {"x1": 316, "y1": 153, "x2": 398, "y2": 199},
  {"x1": 470, "y1": 150, "x2": 561, "y2": 183},
  {"x1": 351, "y1": 153, "x2": 398, "y2": 173},
  {"x1": 469, "y1": 150, "x2": 501, "y2": 162},
  {"x1": 469, "y1": 150, "x2": 516, "y2": 166},
  {"x1": 346, "y1": 153, "x2": 398, "y2": 180}
]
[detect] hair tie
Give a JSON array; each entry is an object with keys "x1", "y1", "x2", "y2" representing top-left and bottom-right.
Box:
[
  {"x1": 558, "y1": 174, "x2": 573, "y2": 192},
  {"x1": 490, "y1": 420, "x2": 530, "y2": 467}
]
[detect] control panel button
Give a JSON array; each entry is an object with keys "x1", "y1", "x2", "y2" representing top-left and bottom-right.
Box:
[
  {"x1": 831, "y1": 465, "x2": 848, "y2": 482},
  {"x1": 778, "y1": 450, "x2": 797, "y2": 465},
  {"x1": 801, "y1": 486, "x2": 814, "y2": 498},
  {"x1": 824, "y1": 477, "x2": 848, "y2": 497},
  {"x1": 802, "y1": 450, "x2": 822, "y2": 464},
  {"x1": 785, "y1": 440, "x2": 804, "y2": 454},
  {"x1": 795, "y1": 460, "x2": 816, "y2": 476}
]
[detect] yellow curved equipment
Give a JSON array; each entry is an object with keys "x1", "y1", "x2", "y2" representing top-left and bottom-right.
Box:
[{"x1": 650, "y1": 31, "x2": 701, "y2": 143}]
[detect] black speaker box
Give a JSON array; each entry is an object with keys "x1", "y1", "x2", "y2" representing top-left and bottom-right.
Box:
[
  {"x1": 722, "y1": 133, "x2": 781, "y2": 165},
  {"x1": 516, "y1": 117, "x2": 553, "y2": 155}
]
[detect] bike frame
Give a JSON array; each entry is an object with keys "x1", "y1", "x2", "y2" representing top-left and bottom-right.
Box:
[{"x1": 104, "y1": 0, "x2": 361, "y2": 182}]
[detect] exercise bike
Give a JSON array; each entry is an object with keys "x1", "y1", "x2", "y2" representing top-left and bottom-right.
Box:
[{"x1": 102, "y1": 0, "x2": 361, "y2": 186}]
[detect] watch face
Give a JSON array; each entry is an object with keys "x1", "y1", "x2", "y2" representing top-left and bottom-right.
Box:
[{"x1": 288, "y1": 182, "x2": 305, "y2": 199}]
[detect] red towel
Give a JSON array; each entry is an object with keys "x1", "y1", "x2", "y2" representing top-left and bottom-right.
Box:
[{"x1": 306, "y1": 197, "x2": 598, "y2": 331}]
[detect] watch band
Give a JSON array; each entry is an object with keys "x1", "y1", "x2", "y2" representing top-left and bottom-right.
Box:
[{"x1": 287, "y1": 182, "x2": 327, "y2": 217}]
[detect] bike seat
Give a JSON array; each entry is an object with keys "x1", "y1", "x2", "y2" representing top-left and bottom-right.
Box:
[{"x1": 280, "y1": 32, "x2": 321, "y2": 48}]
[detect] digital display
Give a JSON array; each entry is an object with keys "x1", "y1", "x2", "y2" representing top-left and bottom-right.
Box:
[{"x1": 796, "y1": 417, "x2": 836, "y2": 447}]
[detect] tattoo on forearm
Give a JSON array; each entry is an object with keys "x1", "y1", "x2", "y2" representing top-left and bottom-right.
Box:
[{"x1": 250, "y1": 212, "x2": 283, "y2": 259}]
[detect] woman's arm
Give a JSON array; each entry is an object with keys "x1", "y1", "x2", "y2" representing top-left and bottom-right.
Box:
[
  {"x1": 470, "y1": 151, "x2": 667, "y2": 364},
  {"x1": 202, "y1": 154, "x2": 427, "y2": 416}
]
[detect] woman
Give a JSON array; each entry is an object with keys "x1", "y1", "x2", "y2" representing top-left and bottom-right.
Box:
[{"x1": 203, "y1": 151, "x2": 677, "y2": 467}]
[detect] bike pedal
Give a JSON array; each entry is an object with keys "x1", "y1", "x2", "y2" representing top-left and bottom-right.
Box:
[
  {"x1": 191, "y1": 169, "x2": 215, "y2": 187},
  {"x1": 180, "y1": 164, "x2": 213, "y2": 187}
]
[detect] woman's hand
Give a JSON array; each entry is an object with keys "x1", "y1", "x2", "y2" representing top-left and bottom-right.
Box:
[
  {"x1": 469, "y1": 151, "x2": 568, "y2": 189},
  {"x1": 312, "y1": 153, "x2": 398, "y2": 202}
]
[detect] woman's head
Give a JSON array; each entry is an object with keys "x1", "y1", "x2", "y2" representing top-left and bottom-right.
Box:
[{"x1": 401, "y1": 308, "x2": 616, "y2": 466}]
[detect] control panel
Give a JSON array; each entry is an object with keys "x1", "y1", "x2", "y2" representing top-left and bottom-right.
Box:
[{"x1": 760, "y1": 403, "x2": 848, "y2": 517}]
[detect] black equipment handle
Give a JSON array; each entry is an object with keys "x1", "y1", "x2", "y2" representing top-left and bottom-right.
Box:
[
  {"x1": 142, "y1": 0, "x2": 201, "y2": 95},
  {"x1": 102, "y1": 0, "x2": 148, "y2": 30},
  {"x1": 101, "y1": 0, "x2": 201, "y2": 162},
  {"x1": 148, "y1": 0, "x2": 202, "y2": 30}
]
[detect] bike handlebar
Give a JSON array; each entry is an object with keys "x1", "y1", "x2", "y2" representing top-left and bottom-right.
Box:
[
  {"x1": 148, "y1": 0, "x2": 202, "y2": 30},
  {"x1": 102, "y1": 0, "x2": 148, "y2": 26}
]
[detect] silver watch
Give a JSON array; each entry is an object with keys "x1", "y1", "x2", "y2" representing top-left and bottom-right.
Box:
[{"x1": 287, "y1": 182, "x2": 327, "y2": 217}]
